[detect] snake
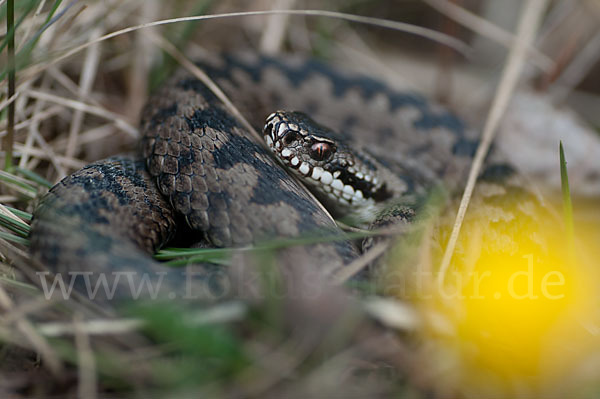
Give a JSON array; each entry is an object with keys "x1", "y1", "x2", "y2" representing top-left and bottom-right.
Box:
[{"x1": 28, "y1": 52, "x2": 534, "y2": 302}]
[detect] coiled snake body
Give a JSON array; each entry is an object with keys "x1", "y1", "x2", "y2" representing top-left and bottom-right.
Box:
[{"x1": 29, "y1": 52, "x2": 495, "y2": 301}]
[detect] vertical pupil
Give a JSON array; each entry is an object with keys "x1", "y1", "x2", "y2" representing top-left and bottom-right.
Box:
[{"x1": 310, "y1": 142, "x2": 330, "y2": 160}]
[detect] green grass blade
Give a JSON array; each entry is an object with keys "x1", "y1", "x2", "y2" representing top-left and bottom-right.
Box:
[
  {"x1": 559, "y1": 140, "x2": 576, "y2": 262},
  {"x1": 0, "y1": 0, "x2": 68, "y2": 82},
  {"x1": 0, "y1": 211, "x2": 30, "y2": 236},
  {"x1": 11, "y1": 0, "x2": 67, "y2": 67},
  {"x1": 0, "y1": 0, "x2": 37, "y2": 55},
  {"x1": 15, "y1": 166, "x2": 53, "y2": 188},
  {"x1": 559, "y1": 141, "x2": 574, "y2": 240},
  {"x1": 155, "y1": 247, "x2": 233, "y2": 259},
  {"x1": 3, "y1": 205, "x2": 32, "y2": 221},
  {"x1": 0, "y1": 275, "x2": 39, "y2": 293},
  {"x1": 0, "y1": 0, "x2": 39, "y2": 27},
  {"x1": 0, "y1": 170, "x2": 38, "y2": 198},
  {"x1": 0, "y1": 230, "x2": 29, "y2": 245},
  {"x1": 155, "y1": 228, "x2": 365, "y2": 266},
  {"x1": 3, "y1": 0, "x2": 17, "y2": 171}
]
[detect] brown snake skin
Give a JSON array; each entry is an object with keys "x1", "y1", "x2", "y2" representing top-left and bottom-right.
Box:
[{"x1": 29, "y1": 52, "x2": 540, "y2": 302}]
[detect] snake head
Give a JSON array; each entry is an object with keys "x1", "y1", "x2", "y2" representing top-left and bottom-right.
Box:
[{"x1": 263, "y1": 110, "x2": 392, "y2": 220}]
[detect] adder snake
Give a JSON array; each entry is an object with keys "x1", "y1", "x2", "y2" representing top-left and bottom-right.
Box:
[{"x1": 29, "y1": 52, "x2": 525, "y2": 301}]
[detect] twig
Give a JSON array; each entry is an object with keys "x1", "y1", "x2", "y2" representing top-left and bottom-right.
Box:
[{"x1": 437, "y1": 0, "x2": 550, "y2": 287}]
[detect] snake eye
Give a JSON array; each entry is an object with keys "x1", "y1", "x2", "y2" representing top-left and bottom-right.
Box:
[
  {"x1": 282, "y1": 131, "x2": 299, "y2": 145},
  {"x1": 310, "y1": 142, "x2": 333, "y2": 161}
]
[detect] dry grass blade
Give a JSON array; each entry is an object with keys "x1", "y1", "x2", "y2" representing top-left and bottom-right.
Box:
[
  {"x1": 25, "y1": 89, "x2": 137, "y2": 137},
  {"x1": 550, "y1": 30, "x2": 600, "y2": 101},
  {"x1": 437, "y1": 0, "x2": 551, "y2": 287},
  {"x1": 17, "y1": 72, "x2": 53, "y2": 172},
  {"x1": 0, "y1": 92, "x2": 19, "y2": 114},
  {"x1": 21, "y1": 9, "x2": 473, "y2": 81},
  {"x1": 66, "y1": 27, "x2": 103, "y2": 159},
  {"x1": 2, "y1": 296, "x2": 57, "y2": 325},
  {"x1": 423, "y1": 0, "x2": 554, "y2": 71},
  {"x1": 259, "y1": 0, "x2": 297, "y2": 54},
  {"x1": 303, "y1": 332, "x2": 406, "y2": 394},
  {"x1": 363, "y1": 297, "x2": 420, "y2": 331},
  {"x1": 0, "y1": 284, "x2": 63, "y2": 376},
  {"x1": 147, "y1": 33, "x2": 257, "y2": 138},
  {"x1": 238, "y1": 336, "x2": 314, "y2": 396},
  {"x1": 17, "y1": 111, "x2": 71, "y2": 176},
  {"x1": 3, "y1": 105, "x2": 60, "y2": 135},
  {"x1": 74, "y1": 313, "x2": 97, "y2": 399},
  {"x1": 332, "y1": 241, "x2": 389, "y2": 284},
  {"x1": 15, "y1": 142, "x2": 86, "y2": 170},
  {"x1": 38, "y1": 318, "x2": 141, "y2": 337}
]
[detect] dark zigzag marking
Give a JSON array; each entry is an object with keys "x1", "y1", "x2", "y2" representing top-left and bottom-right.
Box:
[{"x1": 195, "y1": 54, "x2": 467, "y2": 138}]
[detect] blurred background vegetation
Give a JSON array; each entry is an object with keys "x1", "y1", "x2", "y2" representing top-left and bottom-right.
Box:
[{"x1": 1, "y1": 0, "x2": 599, "y2": 397}]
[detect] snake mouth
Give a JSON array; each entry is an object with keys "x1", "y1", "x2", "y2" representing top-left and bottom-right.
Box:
[{"x1": 263, "y1": 111, "x2": 390, "y2": 212}]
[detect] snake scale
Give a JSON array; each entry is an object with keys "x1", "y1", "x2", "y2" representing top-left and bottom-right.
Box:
[{"x1": 28, "y1": 52, "x2": 531, "y2": 302}]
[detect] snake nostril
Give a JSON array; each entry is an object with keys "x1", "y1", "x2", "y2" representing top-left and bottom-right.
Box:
[
  {"x1": 264, "y1": 123, "x2": 274, "y2": 137},
  {"x1": 282, "y1": 131, "x2": 298, "y2": 146}
]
